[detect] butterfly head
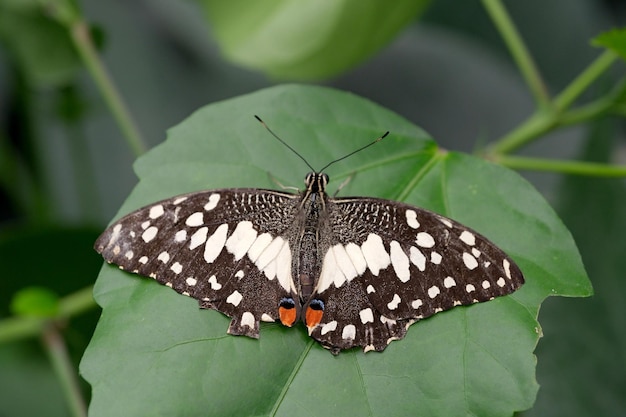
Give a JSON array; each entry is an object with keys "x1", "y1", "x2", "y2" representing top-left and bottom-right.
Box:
[{"x1": 305, "y1": 172, "x2": 329, "y2": 194}]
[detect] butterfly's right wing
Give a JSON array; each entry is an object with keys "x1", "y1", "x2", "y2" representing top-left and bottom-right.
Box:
[{"x1": 95, "y1": 189, "x2": 302, "y2": 338}]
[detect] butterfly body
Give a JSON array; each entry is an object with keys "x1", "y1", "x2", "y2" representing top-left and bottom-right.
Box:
[{"x1": 96, "y1": 170, "x2": 524, "y2": 354}]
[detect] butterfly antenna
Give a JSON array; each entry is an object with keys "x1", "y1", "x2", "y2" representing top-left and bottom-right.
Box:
[
  {"x1": 318, "y1": 131, "x2": 389, "y2": 173},
  {"x1": 255, "y1": 115, "x2": 389, "y2": 173},
  {"x1": 255, "y1": 115, "x2": 316, "y2": 172}
]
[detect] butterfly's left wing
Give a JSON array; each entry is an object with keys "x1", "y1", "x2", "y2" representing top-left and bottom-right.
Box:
[
  {"x1": 95, "y1": 189, "x2": 302, "y2": 338},
  {"x1": 307, "y1": 197, "x2": 524, "y2": 354}
]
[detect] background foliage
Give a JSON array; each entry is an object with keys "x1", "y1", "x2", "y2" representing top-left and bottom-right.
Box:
[{"x1": 0, "y1": 0, "x2": 624, "y2": 416}]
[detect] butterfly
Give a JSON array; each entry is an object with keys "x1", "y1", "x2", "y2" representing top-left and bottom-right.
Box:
[{"x1": 95, "y1": 117, "x2": 524, "y2": 354}]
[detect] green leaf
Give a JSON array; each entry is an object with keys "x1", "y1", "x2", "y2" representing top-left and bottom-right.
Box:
[
  {"x1": 81, "y1": 85, "x2": 591, "y2": 416},
  {"x1": 592, "y1": 27, "x2": 626, "y2": 61},
  {"x1": 201, "y1": 0, "x2": 430, "y2": 80},
  {"x1": 10, "y1": 287, "x2": 60, "y2": 318}
]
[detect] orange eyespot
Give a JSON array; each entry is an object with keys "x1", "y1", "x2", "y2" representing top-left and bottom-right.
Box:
[
  {"x1": 305, "y1": 307, "x2": 323, "y2": 328},
  {"x1": 279, "y1": 306, "x2": 297, "y2": 327},
  {"x1": 278, "y1": 297, "x2": 297, "y2": 327}
]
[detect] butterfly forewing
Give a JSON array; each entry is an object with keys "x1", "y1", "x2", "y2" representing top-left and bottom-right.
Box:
[{"x1": 95, "y1": 189, "x2": 302, "y2": 338}]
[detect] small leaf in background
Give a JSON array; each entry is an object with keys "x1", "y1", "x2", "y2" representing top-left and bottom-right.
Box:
[
  {"x1": 10, "y1": 287, "x2": 60, "y2": 318},
  {"x1": 201, "y1": 0, "x2": 431, "y2": 79},
  {"x1": 592, "y1": 27, "x2": 626, "y2": 61}
]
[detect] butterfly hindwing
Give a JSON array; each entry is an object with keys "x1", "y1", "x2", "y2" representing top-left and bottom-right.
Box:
[
  {"x1": 95, "y1": 189, "x2": 302, "y2": 338},
  {"x1": 305, "y1": 197, "x2": 524, "y2": 353}
]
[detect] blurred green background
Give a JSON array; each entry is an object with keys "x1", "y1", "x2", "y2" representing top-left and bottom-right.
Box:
[{"x1": 0, "y1": 0, "x2": 624, "y2": 416}]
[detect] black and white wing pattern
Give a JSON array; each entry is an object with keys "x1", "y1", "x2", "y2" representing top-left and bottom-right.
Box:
[
  {"x1": 95, "y1": 173, "x2": 524, "y2": 354},
  {"x1": 304, "y1": 197, "x2": 523, "y2": 354},
  {"x1": 95, "y1": 189, "x2": 304, "y2": 338}
]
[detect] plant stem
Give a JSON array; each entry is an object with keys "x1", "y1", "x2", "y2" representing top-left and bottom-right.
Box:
[
  {"x1": 42, "y1": 0, "x2": 147, "y2": 156},
  {"x1": 485, "y1": 110, "x2": 555, "y2": 155},
  {"x1": 42, "y1": 324, "x2": 87, "y2": 417},
  {"x1": 554, "y1": 50, "x2": 618, "y2": 112},
  {"x1": 497, "y1": 155, "x2": 626, "y2": 177},
  {"x1": 486, "y1": 58, "x2": 622, "y2": 155},
  {"x1": 481, "y1": 0, "x2": 550, "y2": 108},
  {"x1": 0, "y1": 286, "x2": 96, "y2": 343},
  {"x1": 70, "y1": 19, "x2": 147, "y2": 156}
]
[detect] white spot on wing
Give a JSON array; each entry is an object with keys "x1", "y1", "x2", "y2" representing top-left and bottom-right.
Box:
[
  {"x1": 482, "y1": 280, "x2": 491, "y2": 289},
  {"x1": 157, "y1": 251, "x2": 170, "y2": 263},
  {"x1": 405, "y1": 209, "x2": 420, "y2": 229},
  {"x1": 466, "y1": 284, "x2": 476, "y2": 293},
  {"x1": 141, "y1": 226, "x2": 158, "y2": 243},
  {"x1": 463, "y1": 252, "x2": 478, "y2": 270},
  {"x1": 332, "y1": 244, "x2": 358, "y2": 283},
  {"x1": 273, "y1": 241, "x2": 293, "y2": 292},
  {"x1": 459, "y1": 230, "x2": 476, "y2": 246},
  {"x1": 359, "y1": 308, "x2": 374, "y2": 324},
  {"x1": 428, "y1": 286, "x2": 440, "y2": 298},
  {"x1": 503, "y1": 259, "x2": 511, "y2": 279},
  {"x1": 235, "y1": 270, "x2": 244, "y2": 279},
  {"x1": 361, "y1": 233, "x2": 390, "y2": 276},
  {"x1": 255, "y1": 236, "x2": 284, "y2": 271},
  {"x1": 497, "y1": 277, "x2": 506, "y2": 287},
  {"x1": 225, "y1": 221, "x2": 258, "y2": 261},
  {"x1": 138, "y1": 256, "x2": 148, "y2": 264},
  {"x1": 409, "y1": 246, "x2": 426, "y2": 271},
  {"x1": 174, "y1": 230, "x2": 187, "y2": 242},
  {"x1": 149, "y1": 204, "x2": 164, "y2": 219},
  {"x1": 173, "y1": 196, "x2": 187, "y2": 205},
  {"x1": 345, "y1": 243, "x2": 367, "y2": 275},
  {"x1": 411, "y1": 299, "x2": 423, "y2": 309},
  {"x1": 208, "y1": 275, "x2": 222, "y2": 290},
  {"x1": 261, "y1": 313, "x2": 274, "y2": 322},
  {"x1": 204, "y1": 193, "x2": 221, "y2": 211},
  {"x1": 318, "y1": 247, "x2": 344, "y2": 292},
  {"x1": 321, "y1": 321, "x2": 337, "y2": 335},
  {"x1": 387, "y1": 294, "x2": 401, "y2": 310},
  {"x1": 241, "y1": 312, "x2": 255, "y2": 328},
  {"x1": 185, "y1": 212, "x2": 204, "y2": 227},
  {"x1": 189, "y1": 227, "x2": 209, "y2": 250},
  {"x1": 390, "y1": 241, "x2": 410, "y2": 283},
  {"x1": 342, "y1": 324, "x2": 356, "y2": 340},
  {"x1": 186, "y1": 277, "x2": 197, "y2": 286},
  {"x1": 443, "y1": 276, "x2": 456, "y2": 288},
  {"x1": 247, "y1": 233, "x2": 272, "y2": 262},
  {"x1": 366, "y1": 285, "x2": 375, "y2": 294},
  {"x1": 226, "y1": 290, "x2": 243, "y2": 306},
  {"x1": 203, "y1": 224, "x2": 228, "y2": 263},
  {"x1": 170, "y1": 262, "x2": 183, "y2": 274},
  {"x1": 430, "y1": 251, "x2": 442, "y2": 264},
  {"x1": 416, "y1": 232, "x2": 435, "y2": 248},
  {"x1": 124, "y1": 250, "x2": 134, "y2": 260},
  {"x1": 472, "y1": 248, "x2": 481, "y2": 258},
  {"x1": 438, "y1": 217, "x2": 453, "y2": 227}
]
